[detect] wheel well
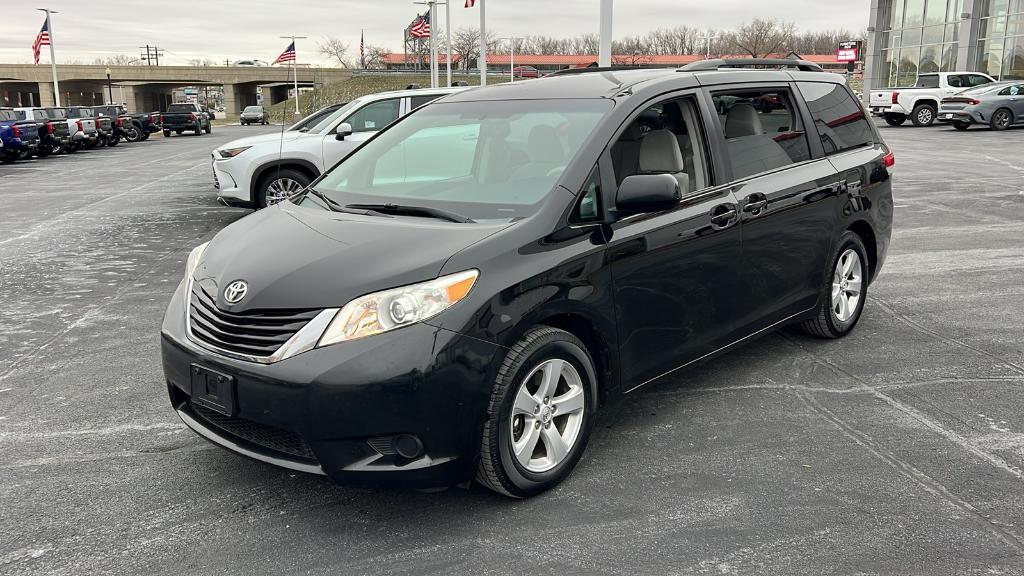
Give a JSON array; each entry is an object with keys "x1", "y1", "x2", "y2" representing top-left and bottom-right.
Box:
[
  {"x1": 537, "y1": 314, "x2": 613, "y2": 404},
  {"x1": 847, "y1": 221, "x2": 877, "y2": 282},
  {"x1": 254, "y1": 162, "x2": 319, "y2": 190},
  {"x1": 914, "y1": 99, "x2": 938, "y2": 110}
]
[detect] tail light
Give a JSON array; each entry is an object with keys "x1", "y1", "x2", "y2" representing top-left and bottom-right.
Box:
[
  {"x1": 189, "y1": 112, "x2": 197, "y2": 122},
  {"x1": 160, "y1": 115, "x2": 166, "y2": 124},
  {"x1": 77, "y1": 120, "x2": 84, "y2": 132},
  {"x1": 884, "y1": 150, "x2": 895, "y2": 169},
  {"x1": 117, "y1": 117, "x2": 124, "y2": 127},
  {"x1": 891, "y1": 91, "x2": 900, "y2": 104},
  {"x1": 13, "y1": 125, "x2": 21, "y2": 138},
  {"x1": 47, "y1": 122, "x2": 55, "y2": 134}
]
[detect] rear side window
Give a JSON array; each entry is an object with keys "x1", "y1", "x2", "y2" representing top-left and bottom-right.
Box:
[
  {"x1": 798, "y1": 83, "x2": 874, "y2": 156},
  {"x1": 410, "y1": 94, "x2": 443, "y2": 110},
  {"x1": 916, "y1": 75, "x2": 940, "y2": 88},
  {"x1": 712, "y1": 88, "x2": 811, "y2": 180},
  {"x1": 965, "y1": 74, "x2": 993, "y2": 87},
  {"x1": 1000, "y1": 85, "x2": 1024, "y2": 96}
]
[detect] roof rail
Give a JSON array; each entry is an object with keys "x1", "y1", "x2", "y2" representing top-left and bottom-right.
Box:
[
  {"x1": 544, "y1": 66, "x2": 660, "y2": 77},
  {"x1": 679, "y1": 58, "x2": 824, "y2": 73}
]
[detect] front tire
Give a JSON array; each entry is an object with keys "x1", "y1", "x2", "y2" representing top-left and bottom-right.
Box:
[
  {"x1": 36, "y1": 145, "x2": 53, "y2": 158},
  {"x1": 255, "y1": 168, "x2": 310, "y2": 208},
  {"x1": 911, "y1": 103, "x2": 936, "y2": 127},
  {"x1": 800, "y1": 231, "x2": 869, "y2": 339},
  {"x1": 476, "y1": 327, "x2": 597, "y2": 498},
  {"x1": 884, "y1": 114, "x2": 906, "y2": 127},
  {"x1": 107, "y1": 134, "x2": 120, "y2": 147},
  {"x1": 990, "y1": 108, "x2": 1013, "y2": 131}
]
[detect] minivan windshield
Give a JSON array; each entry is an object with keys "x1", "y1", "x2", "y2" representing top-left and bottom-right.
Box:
[{"x1": 312, "y1": 99, "x2": 610, "y2": 222}]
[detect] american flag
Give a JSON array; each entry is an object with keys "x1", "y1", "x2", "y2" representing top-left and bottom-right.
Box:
[
  {"x1": 33, "y1": 19, "x2": 51, "y2": 65},
  {"x1": 409, "y1": 11, "x2": 431, "y2": 39},
  {"x1": 465, "y1": 0, "x2": 476, "y2": 7},
  {"x1": 274, "y1": 41, "x2": 296, "y2": 65}
]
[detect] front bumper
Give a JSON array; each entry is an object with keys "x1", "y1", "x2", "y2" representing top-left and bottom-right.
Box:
[
  {"x1": 211, "y1": 154, "x2": 247, "y2": 202},
  {"x1": 160, "y1": 281, "x2": 504, "y2": 488}
]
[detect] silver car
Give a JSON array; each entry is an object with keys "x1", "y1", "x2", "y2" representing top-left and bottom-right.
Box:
[{"x1": 938, "y1": 81, "x2": 1024, "y2": 131}]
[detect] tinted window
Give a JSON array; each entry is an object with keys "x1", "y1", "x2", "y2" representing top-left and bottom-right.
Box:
[
  {"x1": 916, "y1": 75, "x2": 940, "y2": 88},
  {"x1": 166, "y1": 104, "x2": 195, "y2": 113},
  {"x1": 243, "y1": 106, "x2": 263, "y2": 113},
  {"x1": 0, "y1": 110, "x2": 14, "y2": 121},
  {"x1": 947, "y1": 75, "x2": 963, "y2": 87},
  {"x1": 798, "y1": 82, "x2": 874, "y2": 156},
  {"x1": 14, "y1": 110, "x2": 28, "y2": 120},
  {"x1": 609, "y1": 97, "x2": 709, "y2": 192},
  {"x1": 1000, "y1": 85, "x2": 1024, "y2": 96},
  {"x1": 712, "y1": 88, "x2": 811, "y2": 180},
  {"x1": 966, "y1": 74, "x2": 993, "y2": 87},
  {"x1": 410, "y1": 94, "x2": 444, "y2": 110},
  {"x1": 346, "y1": 99, "x2": 401, "y2": 133}
]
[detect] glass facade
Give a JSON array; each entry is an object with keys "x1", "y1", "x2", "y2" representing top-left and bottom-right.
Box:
[
  {"x1": 978, "y1": 0, "x2": 1024, "y2": 79},
  {"x1": 881, "y1": 0, "x2": 963, "y2": 86}
]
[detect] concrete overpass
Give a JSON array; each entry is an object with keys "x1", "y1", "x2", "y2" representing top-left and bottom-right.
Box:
[{"x1": 0, "y1": 64, "x2": 352, "y2": 114}]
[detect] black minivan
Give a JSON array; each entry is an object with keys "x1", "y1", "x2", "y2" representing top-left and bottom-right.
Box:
[{"x1": 162, "y1": 60, "x2": 893, "y2": 497}]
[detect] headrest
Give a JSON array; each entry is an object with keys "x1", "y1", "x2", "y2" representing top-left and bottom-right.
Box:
[
  {"x1": 527, "y1": 125, "x2": 564, "y2": 162},
  {"x1": 725, "y1": 102, "x2": 764, "y2": 138},
  {"x1": 638, "y1": 130, "x2": 684, "y2": 174}
]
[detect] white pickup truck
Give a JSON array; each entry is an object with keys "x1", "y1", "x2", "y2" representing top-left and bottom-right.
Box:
[{"x1": 869, "y1": 72, "x2": 996, "y2": 126}]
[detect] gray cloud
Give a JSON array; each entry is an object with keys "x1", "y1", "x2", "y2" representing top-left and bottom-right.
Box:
[{"x1": 0, "y1": 0, "x2": 869, "y2": 64}]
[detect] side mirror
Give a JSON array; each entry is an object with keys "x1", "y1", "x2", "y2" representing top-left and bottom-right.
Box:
[
  {"x1": 614, "y1": 174, "x2": 683, "y2": 216},
  {"x1": 335, "y1": 122, "x2": 353, "y2": 141}
]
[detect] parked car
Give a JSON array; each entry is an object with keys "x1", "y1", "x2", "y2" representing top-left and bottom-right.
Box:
[
  {"x1": 163, "y1": 60, "x2": 893, "y2": 497},
  {"x1": 211, "y1": 87, "x2": 462, "y2": 208},
  {"x1": 77, "y1": 107, "x2": 119, "y2": 148},
  {"x1": 938, "y1": 81, "x2": 1024, "y2": 131},
  {"x1": 41, "y1": 107, "x2": 87, "y2": 153},
  {"x1": 869, "y1": 71, "x2": 995, "y2": 126},
  {"x1": 94, "y1": 105, "x2": 138, "y2": 144},
  {"x1": 161, "y1": 102, "x2": 211, "y2": 137},
  {"x1": 61, "y1": 107, "x2": 100, "y2": 150},
  {"x1": 286, "y1": 103, "x2": 345, "y2": 132},
  {"x1": 12, "y1": 107, "x2": 71, "y2": 157},
  {"x1": 513, "y1": 65, "x2": 540, "y2": 78},
  {"x1": 240, "y1": 105, "x2": 269, "y2": 125},
  {"x1": 232, "y1": 60, "x2": 269, "y2": 67},
  {"x1": 0, "y1": 108, "x2": 41, "y2": 163}
]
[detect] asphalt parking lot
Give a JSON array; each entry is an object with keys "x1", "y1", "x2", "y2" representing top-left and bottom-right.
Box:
[{"x1": 1, "y1": 122, "x2": 1023, "y2": 575}]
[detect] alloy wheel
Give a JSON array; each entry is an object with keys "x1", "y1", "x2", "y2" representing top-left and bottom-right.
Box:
[
  {"x1": 831, "y1": 249, "x2": 863, "y2": 323},
  {"x1": 265, "y1": 177, "x2": 304, "y2": 205},
  {"x1": 509, "y1": 358, "x2": 586, "y2": 473},
  {"x1": 917, "y1": 107, "x2": 933, "y2": 125},
  {"x1": 994, "y1": 111, "x2": 1011, "y2": 129}
]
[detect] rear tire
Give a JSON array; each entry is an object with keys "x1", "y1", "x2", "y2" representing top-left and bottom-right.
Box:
[
  {"x1": 163, "y1": 129, "x2": 171, "y2": 137},
  {"x1": 911, "y1": 103, "x2": 936, "y2": 127},
  {"x1": 204, "y1": 123, "x2": 212, "y2": 134},
  {"x1": 953, "y1": 122, "x2": 970, "y2": 131},
  {"x1": 124, "y1": 123, "x2": 142, "y2": 142},
  {"x1": 36, "y1": 145, "x2": 52, "y2": 158},
  {"x1": 800, "y1": 231, "x2": 869, "y2": 339},
  {"x1": 476, "y1": 327, "x2": 597, "y2": 498},
  {"x1": 255, "y1": 168, "x2": 311, "y2": 208},
  {"x1": 990, "y1": 108, "x2": 1013, "y2": 131},
  {"x1": 884, "y1": 114, "x2": 906, "y2": 126}
]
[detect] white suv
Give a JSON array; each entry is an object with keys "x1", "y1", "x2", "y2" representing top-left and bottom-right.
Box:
[{"x1": 213, "y1": 87, "x2": 465, "y2": 208}]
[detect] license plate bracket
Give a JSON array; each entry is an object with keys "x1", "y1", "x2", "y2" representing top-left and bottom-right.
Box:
[{"x1": 190, "y1": 364, "x2": 235, "y2": 416}]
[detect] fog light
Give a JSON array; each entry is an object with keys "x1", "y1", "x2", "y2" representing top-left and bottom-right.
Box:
[{"x1": 392, "y1": 434, "x2": 424, "y2": 459}]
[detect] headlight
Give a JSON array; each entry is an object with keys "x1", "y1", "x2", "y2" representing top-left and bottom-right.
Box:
[
  {"x1": 217, "y1": 146, "x2": 251, "y2": 159},
  {"x1": 183, "y1": 242, "x2": 209, "y2": 305},
  {"x1": 317, "y1": 270, "x2": 478, "y2": 347}
]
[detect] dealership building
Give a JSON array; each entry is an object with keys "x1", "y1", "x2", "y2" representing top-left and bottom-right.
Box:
[{"x1": 865, "y1": 0, "x2": 1024, "y2": 90}]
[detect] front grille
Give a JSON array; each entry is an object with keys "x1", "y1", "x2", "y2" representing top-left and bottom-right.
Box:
[
  {"x1": 189, "y1": 402, "x2": 317, "y2": 462},
  {"x1": 188, "y1": 282, "x2": 320, "y2": 358}
]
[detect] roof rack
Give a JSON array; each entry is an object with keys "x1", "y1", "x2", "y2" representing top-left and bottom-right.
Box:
[
  {"x1": 544, "y1": 66, "x2": 662, "y2": 77},
  {"x1": 679, "y1": 58, "x2": 824, "y2": 73}
]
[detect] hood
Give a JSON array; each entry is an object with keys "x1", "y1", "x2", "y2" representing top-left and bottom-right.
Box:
[
  {"x1": 218, "y1": 131, "x2": 305, "y2": 149},
  {"x1": 195, "y1": 202, "x2": 508, "y2": 312}
]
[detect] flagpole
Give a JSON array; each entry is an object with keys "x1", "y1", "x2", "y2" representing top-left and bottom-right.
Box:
[
  {"x1": 280, "y1": 35, "x2": 307, "y2": 116},
  {"x1": 444, "y1": 1, "x2": 452, "y2": 87},
  {"x1": 599, "y1": 0, "x2": 613, "y2": 67},
  {"x1": 430, "y1": 1, "x2": 439, "y2": 88},
  {"x1": 37, "y1": 8, "x2": 60, "y2": 106},
  {"x1": 479, "y1": 0, "x2": 487, "y2": 85}
]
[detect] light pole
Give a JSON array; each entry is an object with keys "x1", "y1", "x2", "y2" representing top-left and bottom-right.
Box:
[
  {"x1": 105, "y1": 67, "x2": 112, "y2": 104},
  {"x1": 700, "y1": 33, "x2": 717, "y2": 59},
  {"x1": 599, "y1": 0, "x2": 612, "y2": 67},
  {"x1": 500, "y1": 37, "x2": 523, "y2": 82}
]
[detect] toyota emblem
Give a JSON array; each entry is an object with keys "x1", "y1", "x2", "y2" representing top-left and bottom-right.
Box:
[{"x1": 223, "y1": 280, "x2": 248, "y2": 304}]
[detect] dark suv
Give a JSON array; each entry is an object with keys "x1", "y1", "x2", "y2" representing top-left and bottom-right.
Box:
[{"x1": 161, "y1": 59, "x2": 893, "y2": 498}]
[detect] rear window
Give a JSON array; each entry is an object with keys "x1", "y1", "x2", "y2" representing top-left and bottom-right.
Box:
[
  {"x1": 14, "y1": 110, "x2": 28, "y2": 120},
  {"x1": 915, "y1": 75, "x2": 940, "y2": 88},
  {"x1": 166, "y1": 104, "x2": 195, "y2": 113},
  {"x1": 798, "y1": 82, "x2": 874, "y2": 156},
  {"x1": 45, "y1": 108, "x2": 67, "y2": 119},
  {"x1": 0, "y1": 110, "x2": 16, "y2": 121}
]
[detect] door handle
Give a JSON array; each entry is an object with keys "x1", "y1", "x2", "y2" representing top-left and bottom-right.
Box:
[
  {"x1": 742, "y1": 193, "x2": 768, "y2": 214},
  {"x1": 709, "y1": 203, "x2": 739, "y2": 229}
]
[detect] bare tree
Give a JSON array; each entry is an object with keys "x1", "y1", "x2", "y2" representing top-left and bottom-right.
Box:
[
  {"x1": 362, "y1": 44, "x2": 391, "y2": 70},
  {"x1": 92, "y1": 54, "x2": 143, "y2": 66},
  {"x1": 317, "y1": 36, "x2": 352, "y2": 67},
  {"x1": 187, "y1": 58, "x2": 216, "y2": 67},
  {"x1": 729, "y1": 19, "x2": 797, "y2": 58},
  {"x1": 611, "y1": 36, "x2": 654, "y2": 65},
  {"x1": 450, "y1": 26, "x2": 498, "y2": 70}
]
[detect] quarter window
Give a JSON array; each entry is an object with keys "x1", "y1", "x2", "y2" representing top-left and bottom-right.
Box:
[
  {"x1": 347, "y1": 99, "x2": 401, "y2": 133},
  {"x1": 570, "y1": 167, "x2": 602, "y2": 224},
  {"x1": 797, "y1": 82, "x2": 875, "y2": 156},
  {"x1": 712, "y1": 88, "x2": 811, "y2": 180},
  {"x1": 410, "y1": 95, "x2": 443, "y2": 110}
]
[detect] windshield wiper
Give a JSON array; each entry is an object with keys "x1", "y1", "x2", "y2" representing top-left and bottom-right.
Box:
[
  {"x1": 345, "y1": 203, "x2": 475, "y2": 223},
  {"x1": 302, "y1": 189, "x2": 389, "y2": 216}
]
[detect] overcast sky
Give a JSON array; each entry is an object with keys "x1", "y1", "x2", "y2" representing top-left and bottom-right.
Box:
[{"x1": 0, "y1": 0, "x2": 869, "y2": 65}]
